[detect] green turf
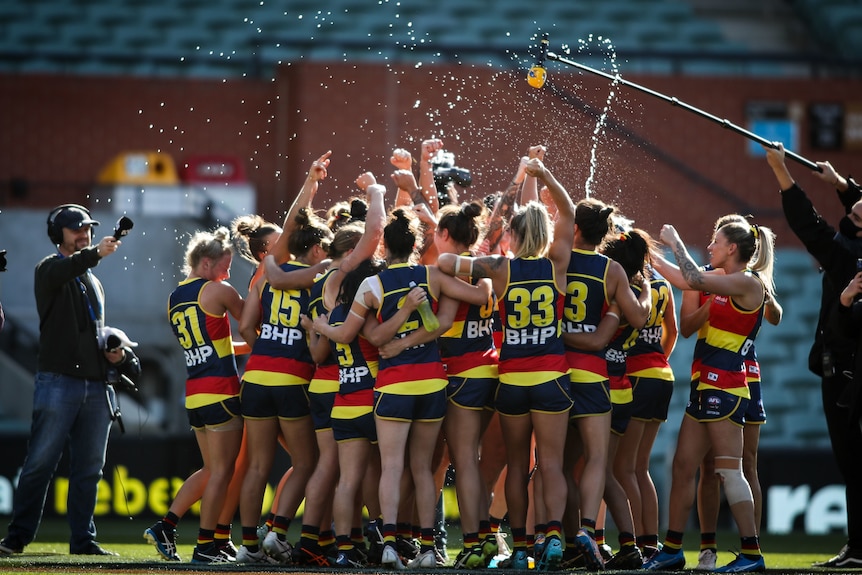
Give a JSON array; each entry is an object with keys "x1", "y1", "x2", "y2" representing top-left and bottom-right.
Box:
[{"x1": 0, "y1": 518, "x2": 849, "y2": 571}]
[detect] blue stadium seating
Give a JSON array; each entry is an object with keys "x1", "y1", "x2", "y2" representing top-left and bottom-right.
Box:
[
  {"x1": 793, "y1": 0, "x2": 862, "y2": 59},
  {"x1": 0, "y1": 0, "x2": 764, "y2": 77},
  {"x1": 1, "y1": 0, "x2": 852, "y2": 78}
]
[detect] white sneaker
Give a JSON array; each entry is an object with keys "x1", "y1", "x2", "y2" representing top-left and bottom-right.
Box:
[
  {"x1": 697, "y1": 548, "x2": 717, "y2": 570},
  {"x1": 382, "y1": 544, "x2": 406, "y2": 569},
  {"x1": 236, "y1": 545, "x2": 277, "y2": 564},
  {"x1": 407, "y1": 549, "x2": 437, "y2": 569},
  {"x1": 256, "y1": 524, "x2": 270, "y2": 542},
  {"x1": 262, "y1": 531, "x2": 293, "y2": 564}
]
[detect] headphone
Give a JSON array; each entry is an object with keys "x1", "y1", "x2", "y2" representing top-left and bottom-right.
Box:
[{"x1": 46, "y1": 203, "x2": 94, "y2": 245}]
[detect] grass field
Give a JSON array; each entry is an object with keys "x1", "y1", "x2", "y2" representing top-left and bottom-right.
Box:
[{"x1": 0, "y1": 518, "x2": 848, "y2": 573}]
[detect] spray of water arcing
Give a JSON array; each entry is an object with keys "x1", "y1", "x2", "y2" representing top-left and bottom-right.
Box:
[{"x1": 582, "y1": 35, "x2": 619, "y2": 199}]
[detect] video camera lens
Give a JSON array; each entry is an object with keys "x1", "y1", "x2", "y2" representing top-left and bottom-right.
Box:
[
  {"x1": 430, "y1": 150, "x2": 472, "y2": 208},
  {"x1": 113, "y1": 216, "x2": 134, "y2": 241},
  {"x1": 104, "y1": 333, "x2": 122, "y2": 352}
]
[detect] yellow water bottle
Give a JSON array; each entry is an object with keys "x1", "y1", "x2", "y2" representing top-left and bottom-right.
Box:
[{"x1": 409, "y1": 281, "x2": 440, "y2": 332}]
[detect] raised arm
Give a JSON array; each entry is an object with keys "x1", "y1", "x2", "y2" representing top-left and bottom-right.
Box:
[
  {"x1": 659, "y1": 224, "x2": 758, "y2": 302},
  {"x1": 269, "y1": 151, "x2": 331, "y2": 263},
  {"x1": 414, "y1": 203, "x2": 439, "y2": 264},
  {"x1": 321, "y1": 180, "x2": 387, "y2": 311},
  {"x1": 764, "y1": 143, "x2": 795, "y2": 191},
  {"x1": 484, "y1": 156, "x2": 527, "y2": 253},
  {"x1": 238, "y1": 277, "x2": 264, "y2": 346},
  {"x1": 340, "y1": 178, "x2": 386, "y2": 272},
  {"x1": 418, "y1": 138, "x2": 443, "y2": 214},
  {"x1": 519, "y1": 145, "x2": 546, "y2": 206},
  {"x1": 530, "y1": 159, "x2": 575, "y2": 277},
  {"x1": 813, "y1": 159, "x2": 850, "y2": 193}
]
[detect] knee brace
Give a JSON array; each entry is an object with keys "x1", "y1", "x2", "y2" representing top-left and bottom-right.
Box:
[{"x1": 714, "y1": 456, "x2": 753, "y2": 506}]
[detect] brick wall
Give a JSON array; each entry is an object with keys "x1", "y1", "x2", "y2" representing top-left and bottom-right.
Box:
[{"x1": 2, "y1": 64, "x2": 860, "y2": 248}]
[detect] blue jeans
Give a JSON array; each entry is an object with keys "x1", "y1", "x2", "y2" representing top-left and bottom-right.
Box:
[{"x1": 6, "y1": 372, "x2": 113, "y2": 551}]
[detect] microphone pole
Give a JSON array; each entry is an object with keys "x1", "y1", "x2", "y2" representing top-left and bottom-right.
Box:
[
  {"x1": 527, "y1": 33, "x2": 549, "y2": 89},
  {"x1": 542, "y1": 48, "x2": 820, "y2": 172}
]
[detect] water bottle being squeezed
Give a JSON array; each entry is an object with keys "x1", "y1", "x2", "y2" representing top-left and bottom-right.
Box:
[{"x1": 409, "y1": 281, "x2": 439, "y2": 332}]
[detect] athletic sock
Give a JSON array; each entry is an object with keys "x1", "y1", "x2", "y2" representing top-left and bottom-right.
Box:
[
  {"x1": 741, "y1": 536, "x2": 761, "y2": 559},
  {"x1": 242, "y1": 526, "x2": 260, "y2": 553},
  {"x1": 662, "y1": 530, "x2": 684, "y2": 554}
]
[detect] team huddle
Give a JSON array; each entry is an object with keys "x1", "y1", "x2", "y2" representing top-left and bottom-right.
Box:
[{"x1": 149, "y1": 140, "x2": 778, "y2": 572}]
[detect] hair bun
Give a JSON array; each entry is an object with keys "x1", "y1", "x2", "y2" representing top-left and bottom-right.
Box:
[
  {"x1": 295, "y1": 207, "x2": 311, "y2": 228},
  {"x1": 462, "y1": 201, "x2": 483, "y2": 219}
]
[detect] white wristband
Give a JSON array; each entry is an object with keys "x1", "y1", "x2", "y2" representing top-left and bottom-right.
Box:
[{"x1": 605, "y1": 311, "x2": 620, "y2": 321}]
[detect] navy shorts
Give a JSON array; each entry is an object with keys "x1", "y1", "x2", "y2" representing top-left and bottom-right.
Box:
[
  {"x1": 332, "y1": 411, "x2": 378, "y2": 443},
  {"x1": 374, "y1": 388, "x2": 447, "y2": 422},
  {"x1": 446, "y1": 376, "x2": 497, "y2": 410},
  {"x1": 569, "y1": 380, "x2": 612, "y2": 418},
  {"x1": 630, "y1": 376, "x2": 674, "y2": 422},
  {"x1": 494, "y1": 376, "x2": 572, "y2": 417},
  {"x1": 685, "y1": 387, "x2": 748, "y2": 426},
  {"x1": 310, "y1": 390, "x2": 336, "y2": 431},
  {"x1": 240, "y1": 381, "x2": 310, "y2": 420},
  {"x1": 743, "y1": 381, "x2": 766, "y2": 424},
  {"x1": 611, "y1": 400, "x2": 633, "y2": 436},
  {"x1": 187, "y1": 397, "x2": 242, "y2": 430}
]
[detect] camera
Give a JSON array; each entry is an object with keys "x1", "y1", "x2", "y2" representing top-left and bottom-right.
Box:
[
  {"x1": 430, "y1": 150, "x2": 472, "y2": 207},
  {"x1": 112, "y1": 216, "x2": 134, "y2": 240},
  {"x1": 0, "y1": 249, "x2": 6, "y2": 272}
]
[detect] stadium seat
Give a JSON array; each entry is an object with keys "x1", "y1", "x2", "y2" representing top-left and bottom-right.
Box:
[
  {"x1": 651, "y1": 2, "x2": 693, "y2": 25},
  {"x1": 6, "y1": 21, "x2": 58, "y2": 51},
  {"x1": 59, "y1": 22, "x2": 112, "y2": 52},
  {"x1": 86, "y1": 3, "x2": 139, "y2": 29},
  {"x1": 0, "y1": 0, "x2": 826, "y2": 77},
  {"x1": 679, "y1": 20, "x2": 726, "y2": 47},
  {"x1": 34, "y1": 2, "x2": 80, "y2": 28},
  {"x1": 135, "y1": 4, "x2": 189, "y2": 29},
  {"x1": 776, "y1": 248, "x2": 818, "y2": 276},
  {"x1": 0, "y1": 1, "x2": 28, "y2": 25},
  {"x1": 112, "y1": 25, "x2": 165, "y2": 53}
]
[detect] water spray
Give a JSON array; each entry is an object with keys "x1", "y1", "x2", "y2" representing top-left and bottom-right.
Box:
[{"x1": 530, "y1": 36, "x2": 821, "y2": 172}]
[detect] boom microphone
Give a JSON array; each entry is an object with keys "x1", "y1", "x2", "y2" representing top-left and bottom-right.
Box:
[{"x1": 527, "y1": 33, "x2": 549, "y2": 89}]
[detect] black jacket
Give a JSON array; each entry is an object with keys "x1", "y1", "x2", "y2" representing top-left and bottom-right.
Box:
[
  {"x1": 780, "y1": 180, "x2": 862, "y2": 376},
  {"x1": 34, "y1": 245, "x2": 107, "y2": 380}
]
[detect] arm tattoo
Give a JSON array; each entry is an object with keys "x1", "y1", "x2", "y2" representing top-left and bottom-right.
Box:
[
  {"x1": 410, "y1": 187, "x2": 428, "y2": 207},
  {"x1": 471, "y1": 256, "x2": 506, "y2": 280},
  {"x1": 485, "y1": 179, "x2": 520, "y2": 253},
  {"x1": 672, "y1": 240, "x2": 705, "y2": 289}
]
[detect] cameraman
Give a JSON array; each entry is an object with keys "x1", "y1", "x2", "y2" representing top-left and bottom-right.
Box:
[
  {"x1": 766, "y1": 145, "x2": 862, "y2": 568},
  {"x1": 0, "y1": 205, "x2": 131, "y2": 557}
]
